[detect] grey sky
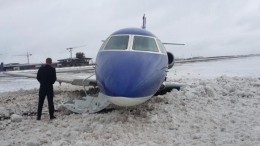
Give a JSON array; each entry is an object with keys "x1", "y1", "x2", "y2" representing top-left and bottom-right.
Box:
[{"x1": 0, "y1": 0, "x2": 260, "y2": 64}]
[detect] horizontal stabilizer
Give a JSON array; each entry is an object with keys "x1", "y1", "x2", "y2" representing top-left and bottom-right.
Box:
[{"x1": 163, "y1": 43, "x2": 185, "y2": 45}]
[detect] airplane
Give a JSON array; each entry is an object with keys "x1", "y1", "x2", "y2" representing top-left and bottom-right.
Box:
[{"x1": 4, "y1": 15, "x2": 184, "y2": 113}]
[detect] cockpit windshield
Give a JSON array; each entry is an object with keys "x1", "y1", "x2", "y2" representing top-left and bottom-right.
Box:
[
  {"x1": 156, "y1": 39, "x2": 167, "y2": 54},
  {"x1": 104, "y1": 35, "x2": 129, "y2": 50},
  {"x1": 132, "y1": 36, "x2": 158, "y2": 52}
]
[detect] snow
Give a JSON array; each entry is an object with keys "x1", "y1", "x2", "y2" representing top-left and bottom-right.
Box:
[
  {"x1": 0, "y1": 57, "x2": 260, "y2": 145},
  {"x1": 10, "y1": 114, "x2": 23, "y2": 123},
  {"x1": 170, "y1": 56, "x2": 260, "y2": 79}
]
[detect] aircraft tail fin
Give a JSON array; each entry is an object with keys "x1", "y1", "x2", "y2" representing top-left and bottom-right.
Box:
[{"x1": 142, "y1": 14, "x2": 146, "y2": 29}]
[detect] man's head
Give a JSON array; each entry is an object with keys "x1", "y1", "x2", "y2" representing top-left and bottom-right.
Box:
[{"x1": 46, "y1": 58, "x2": 52, "y2": 65}]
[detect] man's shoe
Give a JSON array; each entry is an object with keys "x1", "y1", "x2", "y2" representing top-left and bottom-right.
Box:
[{"x1": 50, "y1": 116, "x2": 56, "y2": 120}]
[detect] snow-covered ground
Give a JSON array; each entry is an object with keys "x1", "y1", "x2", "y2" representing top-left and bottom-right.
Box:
[
  {"x1": 170, "y1": 56, "x2": 260, "y2": 79},
  {"x1": 0, "y1": 57, "x2": 260, "y2": 145}
]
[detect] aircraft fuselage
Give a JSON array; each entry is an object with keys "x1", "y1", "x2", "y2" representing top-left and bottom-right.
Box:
[{"x1": 95, "y1": 28, "x2": 168, "y2": 106}]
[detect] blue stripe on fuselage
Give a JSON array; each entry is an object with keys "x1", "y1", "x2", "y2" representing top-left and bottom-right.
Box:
[{"x1": 95, "y1": 51, "x2": 168, "y2": 98}]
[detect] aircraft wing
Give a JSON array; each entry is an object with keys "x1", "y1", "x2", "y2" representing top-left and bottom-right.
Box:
[
  {"x1": 3, "y1": 65, "x2": 95, "y2": 74},
  {"x1": 4, "y1": 70, "x2": 182, "y2": 90},
  {"x1": 4, "y1": 64, "x2": 183, "y2": 93},
  {"x1": 4, "y1": 68, "x2": 183, "y2": 114},
  {"x1": 4, "y1": 70, "x2": 97, "y2": 86}
]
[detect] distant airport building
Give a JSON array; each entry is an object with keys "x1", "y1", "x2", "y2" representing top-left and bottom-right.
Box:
[
  {"x1": 57, "y1": 57, "x2": 92, "y2": 67},
  {"x1": 1, "y1": 52, "x2": 93, "y2": 71},
  {"x1": 57, "y1": 52, "x2": 92, "y2": 67},
  {"x1": 2, "y1": 58, "x2": 92, "y2": 71}
]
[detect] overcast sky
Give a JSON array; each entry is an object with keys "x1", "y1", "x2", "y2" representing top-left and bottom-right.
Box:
[{"x1": 1, "y1": 0, "x2": 260, "y2": 64}]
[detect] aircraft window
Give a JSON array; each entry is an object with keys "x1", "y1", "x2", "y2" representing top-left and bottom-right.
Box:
[
  {"x1": 104, "y1": 36, "x2": 129, "y2": 50},
  {"x1": 99, "y1": 38, "x2": 108, "y2": 50},
  {"x1": 132, "y1": 36, "x2": 158, "y2": 52},
  {"x1": 156, "y1": 39, "x2": 167, "y2": 54}
]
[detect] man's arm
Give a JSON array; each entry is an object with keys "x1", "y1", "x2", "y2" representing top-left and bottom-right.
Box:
[
  {"x1": 37, "y1": 68, "x2": 41, "y2": 83},
  {"x1": 52, "y1": 68, "x2": 57, "y2": 84}
]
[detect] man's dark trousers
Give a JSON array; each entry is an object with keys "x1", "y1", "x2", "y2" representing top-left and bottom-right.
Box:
[{"x1": 37, "y1": 85, "x2": 55, "y2": 119}]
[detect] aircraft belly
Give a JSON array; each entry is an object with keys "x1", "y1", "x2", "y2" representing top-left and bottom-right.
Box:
[
  {"x1": 108, "y1": 94, "x2": 152, "y2": 106},
  {"x1": 96, "y1": 51, "x2": 167, "y2": 98}
]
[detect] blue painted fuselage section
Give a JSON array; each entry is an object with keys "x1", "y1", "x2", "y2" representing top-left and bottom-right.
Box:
[{"x1": 96, "y1": 51, "x2": 168, "y2": 98}]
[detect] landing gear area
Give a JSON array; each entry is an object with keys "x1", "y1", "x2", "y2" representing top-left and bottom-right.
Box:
[
  {"x1": 155, "y1": 82, "x2": 182, "y2": 96},
  {"x1": 61, "y1": 87, "x2": 111, "y2": 113},
  {"x1": 61, "y1": 82, "x2": 183, "y2": 114}
]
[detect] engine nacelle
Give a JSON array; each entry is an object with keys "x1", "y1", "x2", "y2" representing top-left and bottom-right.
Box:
[{"x1": 167, "y1": 52, "x2": 174, "y2": 69}]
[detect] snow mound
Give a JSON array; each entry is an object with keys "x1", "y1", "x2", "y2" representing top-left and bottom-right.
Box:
[{"x1": 0, "y1": 76, "x2": 259, "y2": 145}]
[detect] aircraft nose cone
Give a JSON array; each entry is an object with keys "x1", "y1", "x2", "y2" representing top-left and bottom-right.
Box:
[{"x1": 96, "y1": 51, "x2": 167, "y2": 97}]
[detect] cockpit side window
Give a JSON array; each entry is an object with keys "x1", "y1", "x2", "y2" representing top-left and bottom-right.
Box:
[
  {"x1": 104, "y1": 35, "x2": 129, "y2": 50},
  {"x1": 99, "y1": 38, "x2": 108, "y2": 50},
  {"x1": 132, "y1": 36, "x2": 159, "y2": 52},
  {"x1": 156, "y1": 39, "x2": 167, "y2": 54}
]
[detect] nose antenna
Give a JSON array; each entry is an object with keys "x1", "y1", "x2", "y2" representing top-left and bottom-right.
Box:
[{"x1": 142, "y1": 14, "x2": 146, "y2": 29}]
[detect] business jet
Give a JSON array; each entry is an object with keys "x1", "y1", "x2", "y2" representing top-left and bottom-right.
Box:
[{"x1": 5, "y1": 15, "x2": 184, "y2": 113}]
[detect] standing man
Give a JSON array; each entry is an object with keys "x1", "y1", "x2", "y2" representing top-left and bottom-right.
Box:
[{"x1": 37, "y1": 58, "x2": 56, "y2": 120}]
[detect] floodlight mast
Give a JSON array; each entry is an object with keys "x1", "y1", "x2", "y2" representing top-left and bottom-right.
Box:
[
  {"x1": 66, "y1": 48, "x2": 73, "y2": 59},
  {"x1": 26, "y1": 52, "x2": 32, "y2": 64}
]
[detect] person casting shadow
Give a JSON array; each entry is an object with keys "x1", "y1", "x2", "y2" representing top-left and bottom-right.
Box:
[{"x1": 36, "y1": 58, "x2": 57, "y2": 120}]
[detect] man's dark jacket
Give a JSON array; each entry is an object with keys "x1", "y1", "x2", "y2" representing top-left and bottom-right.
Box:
[{"x1": 37, "y1": 64, "x2": 56, "y2": 94}]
